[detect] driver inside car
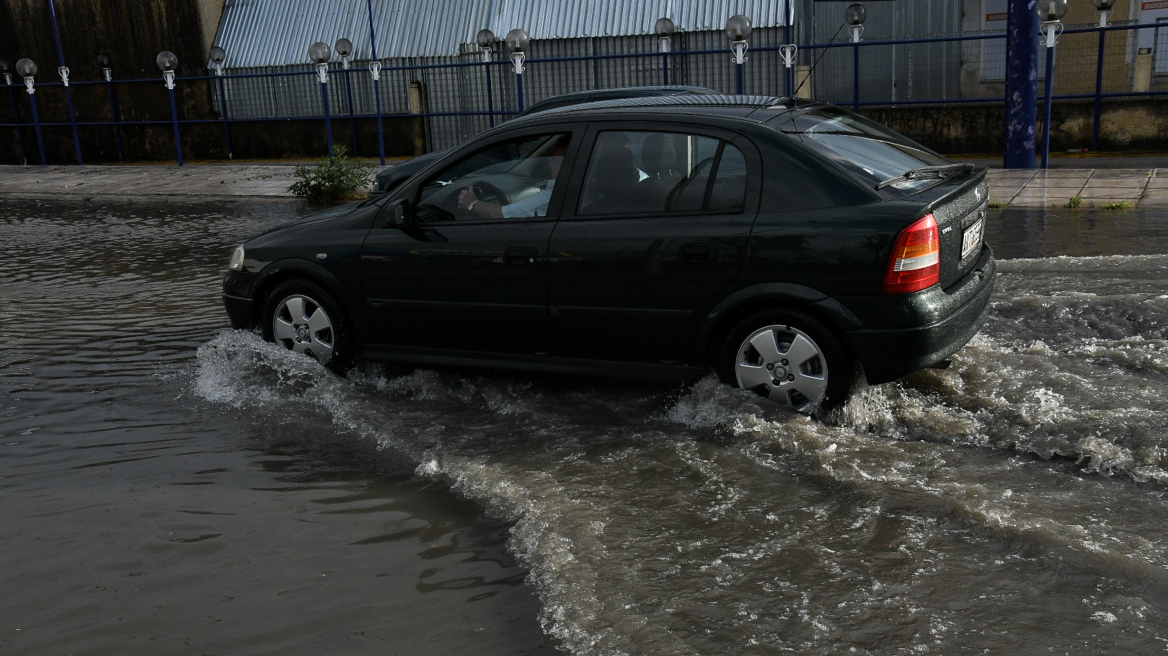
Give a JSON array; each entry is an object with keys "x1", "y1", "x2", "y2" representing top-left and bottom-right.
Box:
[{"x1": 455, "y1": 139, "x2": 568, "y2": 219}]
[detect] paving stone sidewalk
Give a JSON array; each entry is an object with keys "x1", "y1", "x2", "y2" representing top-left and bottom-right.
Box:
[{"x1": 0, "y1": 162, "x2": 1165, "y2": 209}]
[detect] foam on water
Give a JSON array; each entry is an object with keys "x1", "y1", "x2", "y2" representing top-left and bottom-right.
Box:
[{"x1": 194, "y1": 253, "x2": 1168, "y2": 654}]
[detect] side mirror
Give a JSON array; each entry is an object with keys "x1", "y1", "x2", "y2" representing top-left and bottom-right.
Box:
[{"x1": 390, "y1": 199, "x2": 412, "y2": 228}]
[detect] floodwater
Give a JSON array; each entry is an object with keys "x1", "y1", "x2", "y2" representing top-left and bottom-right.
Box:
[{"x1": 5, "y1": 198, "x2": 1168, "y2": 655}]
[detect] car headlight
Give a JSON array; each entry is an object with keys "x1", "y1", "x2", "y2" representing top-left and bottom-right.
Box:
[{"x1": 228, "y1": 244, "x2": 246, "y2": 271}]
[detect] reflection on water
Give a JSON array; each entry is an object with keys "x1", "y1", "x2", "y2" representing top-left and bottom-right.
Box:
[
  {"x1": 0, "y1": 199, "x2": 553, "y2": 656},
  {"x1": 7, "y1": 198, "x2": 1168, "y2": 655}
]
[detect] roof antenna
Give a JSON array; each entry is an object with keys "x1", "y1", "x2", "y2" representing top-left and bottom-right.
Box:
[{"x1": 792, "y1": 21, "x2": 846, "y2": 100}]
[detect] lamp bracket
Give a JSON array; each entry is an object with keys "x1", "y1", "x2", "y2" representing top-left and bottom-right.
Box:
[
  {"x1": 780, "y1": 44, "x2": 797, "y2": 68},
  {"x1": 731, "y1": 41, "x2": 748, "y2": 65},
  {"x1": 1040, "y1": 20, "x2": 1064, "y2": 48}
]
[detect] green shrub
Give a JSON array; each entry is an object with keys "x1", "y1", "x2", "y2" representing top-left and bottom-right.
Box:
[
  {"x1": 289, "y1": 146, "x2": 374, "y2": 203},
  {"x1": 1065, "y1": 196, "x2": 1082, "y2": 208}
]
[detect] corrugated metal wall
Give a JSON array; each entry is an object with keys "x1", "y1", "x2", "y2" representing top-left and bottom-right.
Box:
[
  {"x1": 211, "y1": 0, "x2": 961, "y2": 152},
  {"x1": 214, "y1": 0, "x2": 795, "y2": 66},
  {"x1": 809, "y1": 1, "x2": 962, "y2": 104}
]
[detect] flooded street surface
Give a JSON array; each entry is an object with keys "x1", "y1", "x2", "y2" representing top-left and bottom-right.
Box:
[{"x1": 5, "y1": 199, "x2": 1168, "y2": 655}]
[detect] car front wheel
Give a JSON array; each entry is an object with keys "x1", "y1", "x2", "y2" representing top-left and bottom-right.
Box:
[
  {"x1": 718, "y1": 310, "x2": 852, "y2": 414},
  {"x1": 261, "y1": 280, "x2": 353, "y2": 372}
]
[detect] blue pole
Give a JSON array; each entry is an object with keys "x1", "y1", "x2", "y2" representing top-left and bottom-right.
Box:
[
  {"x1": 217, "y1": 75, "x2": 233, "y2": 158},
  {"x1": 853, "y1": 43, "x2": 860, "y2": 111},
  {"x1": 321, "y1": 80, "x2": 334, "y2": 153},
  {"x1": 47, "y1": 0, "x2": 82, "y2": 166},
  {"x1": 167, "y1": 84, "x2": 184, "y2": 166},
  {"x1": 5, "y1": 81, "x2": 29, "y2": 164},
  {"x1": 516, "y1": 72, "x2": 525, "y2": 113},
  {"x1": 485, "y1": 63, "x2": 495, "y2": 127},
  {"x1": 1042, "y1": 43, "x2": 1055, "y2": 169},
  {"x1": 784, "y1": 0, "x2": 793, "y2": 97},
  {"x1": 1004, "y1": 0, "x2": 1038, "y2": 169},
  {"x1": 28, "y1": 92, "x2": 47, "y2": 165},
  {"x1": 1092, "y1": 26, "x2": 1106, "y2": 151},
  {"x1": 343, "y1": 66, "x2": 358, "y2": 155},
  {"x1": 662, "y1": 52, "x2": 669, "y2": 85},
  {"x1": 105, "y1": 77, "x2": 125, "y2": 161},
  {"x1": 366, "y1": 0, "x2": 385, "y2": 164}
]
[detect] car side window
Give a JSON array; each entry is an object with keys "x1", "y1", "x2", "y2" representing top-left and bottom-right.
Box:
[
  {"x1": 414, "y1": 133, "x2": 571, "y2": 222},
  {"x1": 577, "y1": 130, "x2": 746, "y2": 216}
]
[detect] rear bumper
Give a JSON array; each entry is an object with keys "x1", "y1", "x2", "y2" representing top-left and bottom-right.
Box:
[{"x1": 842, "y1": 245, "x2": 995, "y2": 384}]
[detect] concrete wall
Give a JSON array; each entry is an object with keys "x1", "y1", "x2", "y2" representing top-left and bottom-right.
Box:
[
  {"x1": 0, "y1": 0, "x2": 223, "y2": 163},
  {"x1": 866, "y1": 97, "x2": 1168, "y2": 155}
]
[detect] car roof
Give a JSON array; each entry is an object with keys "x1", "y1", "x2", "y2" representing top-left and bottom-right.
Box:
[
  {"x1": 517, "y1": 84, "x2": 718, "y2": 116},
  {"x1": 513, "y1": 94, "x2": 830, "y2": 126}
]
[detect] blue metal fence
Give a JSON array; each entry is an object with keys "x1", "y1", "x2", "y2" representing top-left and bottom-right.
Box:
[{"x1": 3, "y1": 19, "x2": 1167, "y2": 167}]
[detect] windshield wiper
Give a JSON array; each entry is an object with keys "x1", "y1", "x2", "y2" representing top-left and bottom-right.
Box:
[{"x1": 875, "y1": 163, "x2": 974, "y2": 190}]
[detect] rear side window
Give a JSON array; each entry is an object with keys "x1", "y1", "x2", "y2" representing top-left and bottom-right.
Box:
[
  {"x1": 775, "y1": 107, "x2": 948, "y2": 190},
  {"x1": 577, "y1": 130, "x2": 746, "y2": 216}
]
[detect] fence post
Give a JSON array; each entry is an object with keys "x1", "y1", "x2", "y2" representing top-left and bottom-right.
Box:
[
  {"x1": 1092, "y1": 23, "x2": 1107, "y2": 150},
  {"x1": 1037, "y1": 3, "x2": 1067, "y2": 170},
  {"x1": 98, "y1": 55, "x2": 125, "y2": 162},
  {"x1": 48, "y1": 0, "x2": 83, "y2": 166},
  {"x1": 2, "y1": 67, "x2": 30, "y2": 164},
  {"x1": 485, "y1": 63, "x2": 496, "y2": 127},
  {"x1": 208, "y1": 47, "x2": 233, "y2": 159},
  {"x1": 853, "y1": 44, "x2": 860, "y2": 111},
  {"x1": 726, "y1": 15, "x2": 751, "y2": 95},
  {"x1": 784, "y1": 0, "x2": 794, "y2": 97},
  {"x1": 309, "y1": 42, "x2": 335, "y2": 154},
  {"x1": 846, "y1": 5, "x2": 865, "y2": 112},
  {"x1": 367, "y1": 0, "x2": 386, "y2": 164},
  {"x1": 1004, "y1": 1, "x2": 1038, "y2": 169},
  {"x1": 157, "y1": 52, "x2": 184, "y2": 167},
  {"x1": 506, "y1": 29, "x2": 529, "y2": 114},
  {"x1": 16, "y1": 59, "x2": 47, "y2": 164},
  {"x1": 336, "y1": 40, "x2": 359, "y2": 156},
  {"x1": 655, "y1": 18, "x2": 675, "y2": 86}
]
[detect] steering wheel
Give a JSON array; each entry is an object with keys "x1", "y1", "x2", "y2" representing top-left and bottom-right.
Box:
[{"x1": 471, "y1": 181, "x2": 506, "y2": 204}]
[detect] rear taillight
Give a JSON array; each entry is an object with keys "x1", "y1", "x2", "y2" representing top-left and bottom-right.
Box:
[{"x1": 882, "y1": 213, "x2": 940, "y2": 294}]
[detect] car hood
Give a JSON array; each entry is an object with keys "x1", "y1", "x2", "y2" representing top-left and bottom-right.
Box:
[{"x1": 245, "y1": 201, "x2": 377, "y2": 245}]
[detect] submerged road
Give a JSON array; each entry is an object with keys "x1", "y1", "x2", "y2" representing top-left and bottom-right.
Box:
[{"x1": 3, "y1": 187, "x2": 1168, "y2": 653}]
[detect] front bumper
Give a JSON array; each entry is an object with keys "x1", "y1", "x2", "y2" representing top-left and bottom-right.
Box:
[
  {"x1": 222, "y1": 271, "x2": 258, "y2": 330},
  {"x1": 223, "y1": 293, "x2": 256, "y2": 330},
  {"x1": 843, "y1": 245, "x2": 996, "y2": 385}
]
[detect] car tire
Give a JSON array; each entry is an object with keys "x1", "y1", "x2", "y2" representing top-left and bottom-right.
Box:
[
  {"x1": 261, "y1": 280, "x2": 353, "y2": 372},
  {"x1": 717, "y1": 310, "x2": 853, "y2": 414}
]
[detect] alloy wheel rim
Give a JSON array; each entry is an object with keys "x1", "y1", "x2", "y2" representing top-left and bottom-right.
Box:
[
  {"x1": 734, "y1": 324, "x2": 828, "y2": 411},
  {"x1": 271, "y1": 294, "x2": 335, "y2": 364}
]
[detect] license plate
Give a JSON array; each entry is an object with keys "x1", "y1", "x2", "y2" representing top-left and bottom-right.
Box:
[{"x1": 961, "y1": 217, "x2": 984, "y2": 260}]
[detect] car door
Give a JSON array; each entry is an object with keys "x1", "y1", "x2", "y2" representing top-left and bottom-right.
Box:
[
  {"x1": 360, "y1": 129, "x2": 580, "y2": 355},
  {"x1": 547, "y1": 124, "x2": 760, "y2": 365}
]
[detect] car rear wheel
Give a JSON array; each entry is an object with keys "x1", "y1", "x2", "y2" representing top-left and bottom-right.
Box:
[
  {"x1": 261, "y1": 280, "x2": 353, "y2": 372},
  {"x1": 718, "y1": 310, "x2": 852, "y2": 414}
]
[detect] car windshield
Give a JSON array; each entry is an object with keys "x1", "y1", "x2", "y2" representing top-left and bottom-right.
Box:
[{"x1": 774, "y1": 107, "x2": 950, "y2": 192}]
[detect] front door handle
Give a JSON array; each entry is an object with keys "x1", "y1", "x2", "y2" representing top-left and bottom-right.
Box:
[{"x1": 505, "y1": 246, "x2": 538, "y2": 265}]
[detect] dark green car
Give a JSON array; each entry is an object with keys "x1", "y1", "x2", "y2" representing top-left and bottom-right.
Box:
[{"x1": 223, "y1": 96, "x2": 994, "y2": 414}]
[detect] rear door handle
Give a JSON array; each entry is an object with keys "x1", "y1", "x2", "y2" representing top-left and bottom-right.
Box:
[
  {"x1": 680, "y1": 243, "x2": 715, "y2": 262},
  {"x1": 505, "y1": 246, "x2": 538, "y2": 265}
]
